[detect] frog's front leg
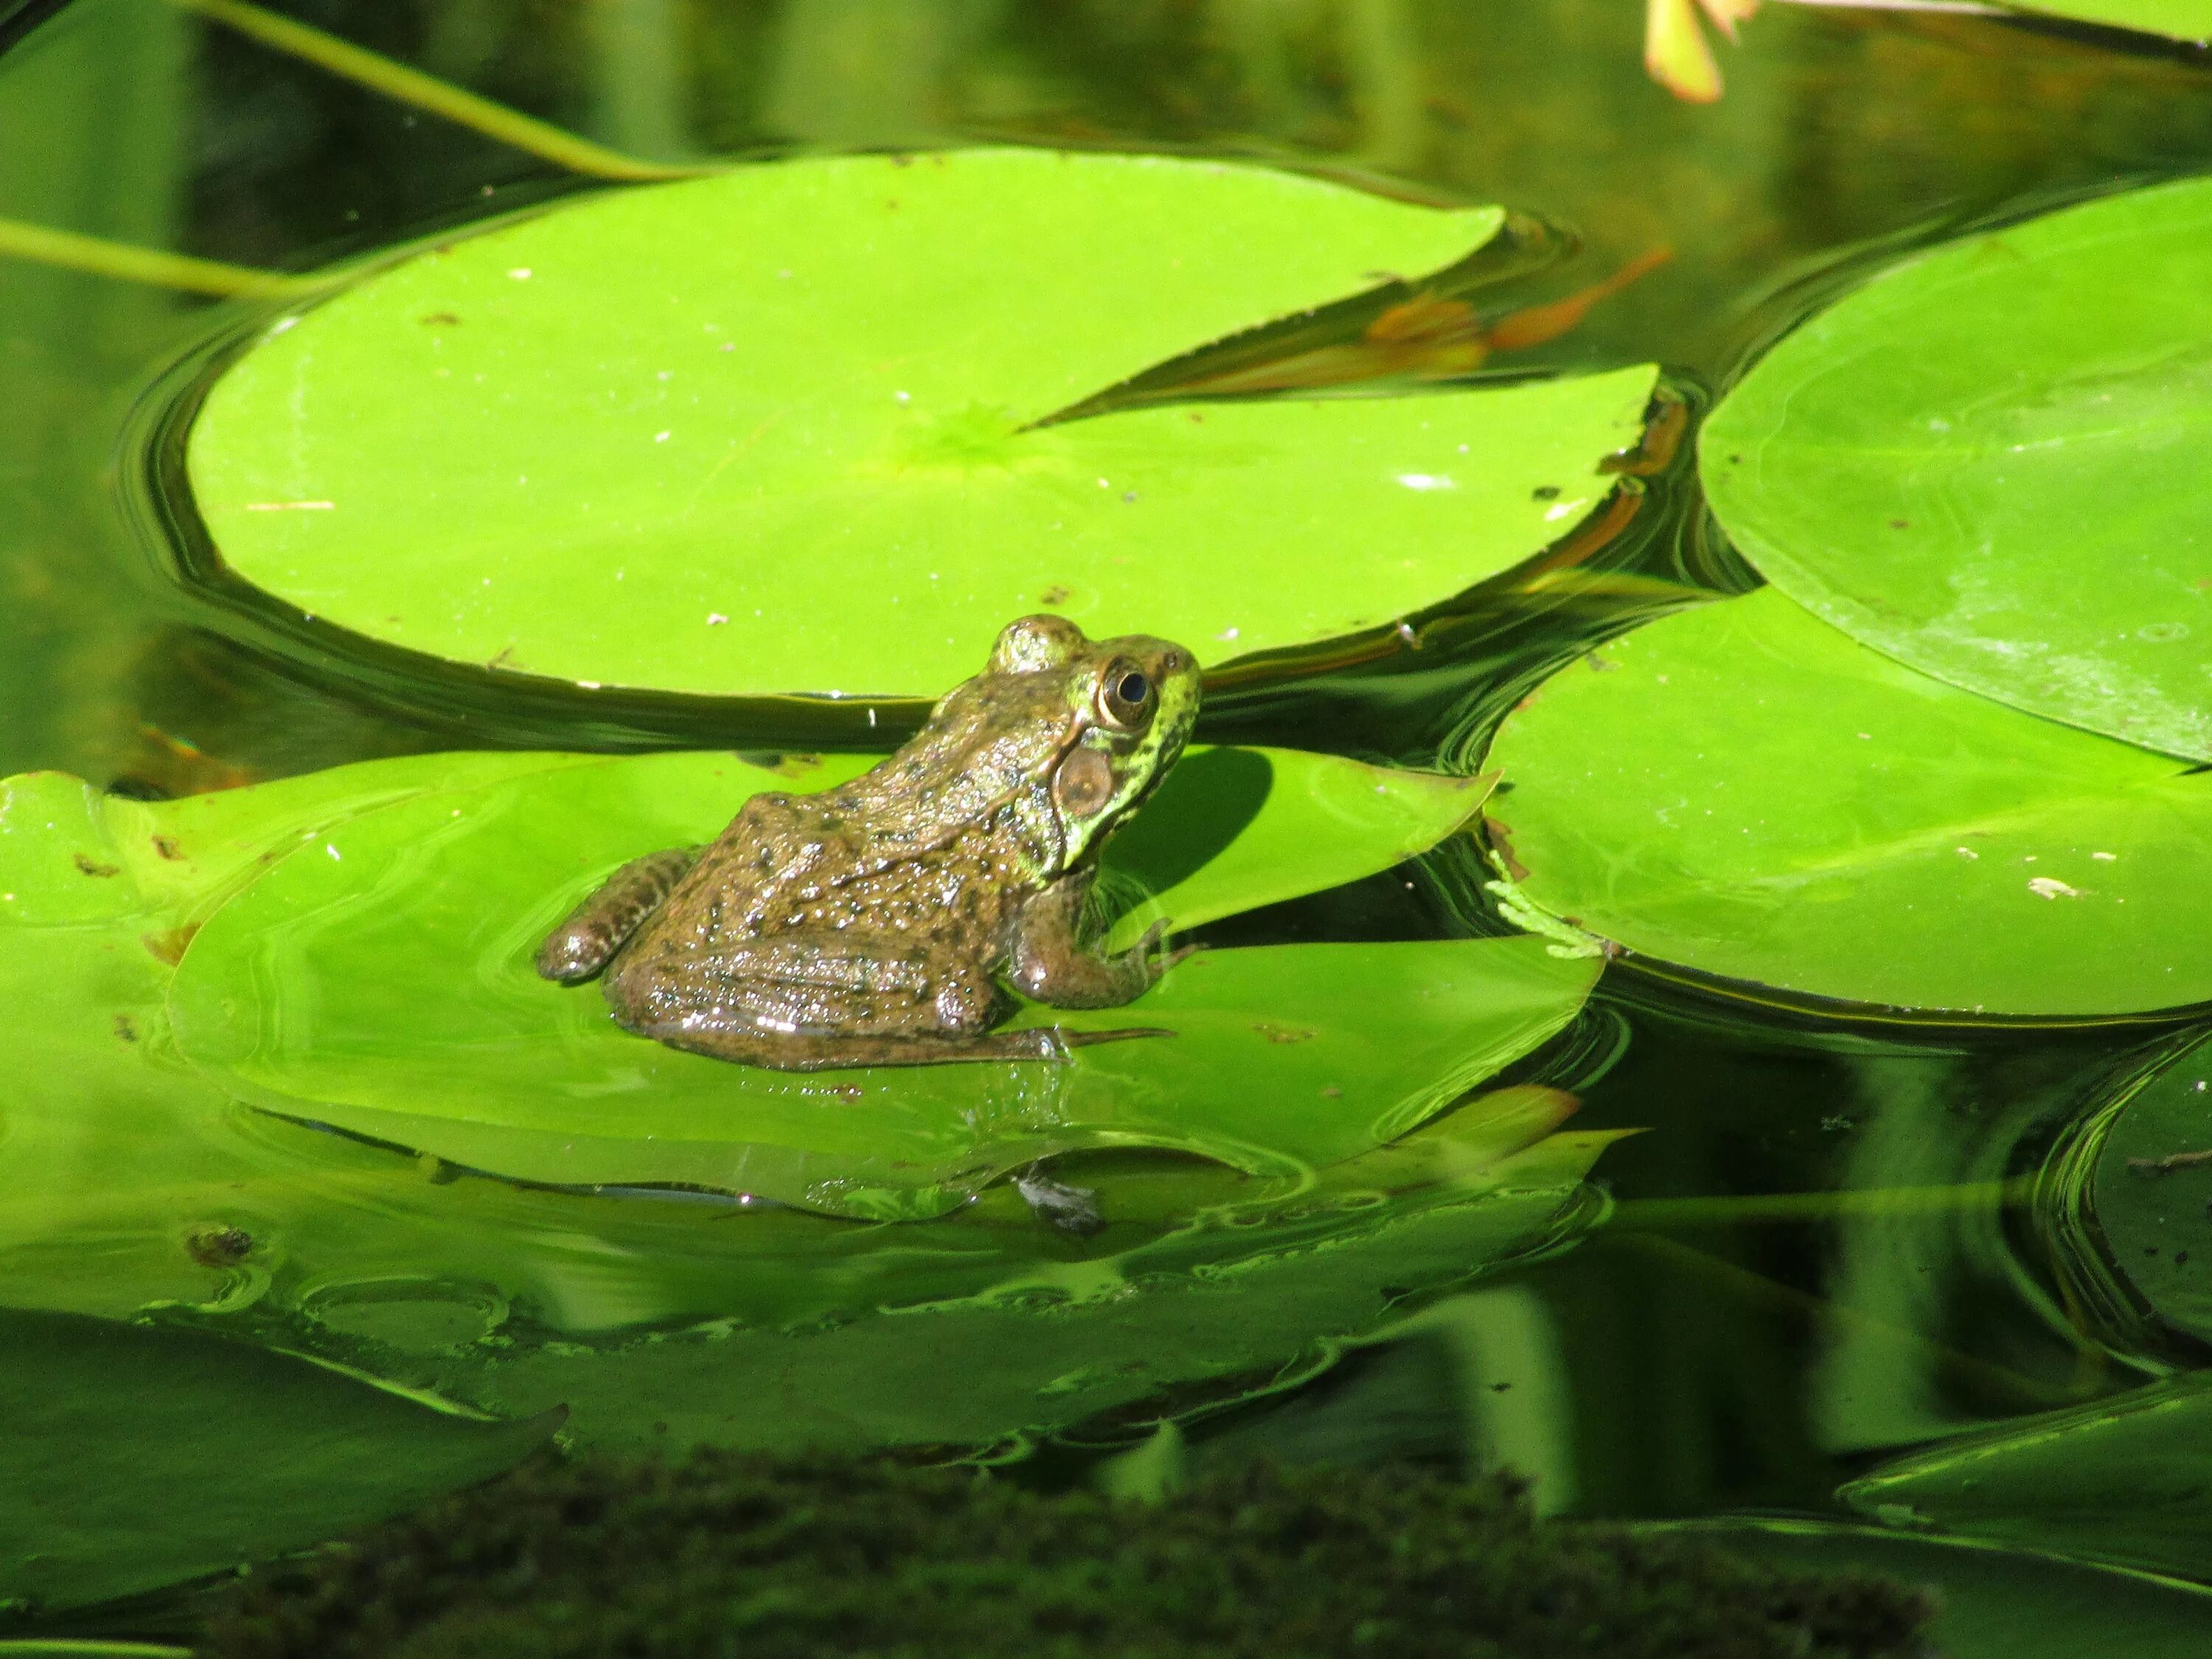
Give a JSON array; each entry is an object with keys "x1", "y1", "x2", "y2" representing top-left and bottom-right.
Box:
[
  {"x1": 1007, "y1": 869, "x2": 1188, "y2": 1009},
  {"x1": 535, "y1": 847, "x2": 701, "y2": 984}
]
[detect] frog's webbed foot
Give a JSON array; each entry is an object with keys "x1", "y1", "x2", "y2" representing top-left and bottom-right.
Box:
[
  {"x1": 1009, "y1": 871, "x2": 1194, "y2": 1010},
  {"x1": 535, "y1": 846, "x2": 701, "y2": 983},
  {"x1": 1014, "y1": 1163, "x2": 1106, "y2": 1238}
]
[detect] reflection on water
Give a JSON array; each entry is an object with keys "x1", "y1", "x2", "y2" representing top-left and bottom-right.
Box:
[{"x1": 6, "y1": 0, "x2": 2212, "y2": 1632}]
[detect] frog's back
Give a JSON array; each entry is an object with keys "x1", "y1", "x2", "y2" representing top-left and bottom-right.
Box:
[{"x1": 619, "y1": 748, "x2": 1060, "y2": 967}]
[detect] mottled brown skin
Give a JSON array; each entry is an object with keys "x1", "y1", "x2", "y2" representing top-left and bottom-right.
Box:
[{"x1": 535, "y1": 616, "x2": 1201, "y2": 1071}]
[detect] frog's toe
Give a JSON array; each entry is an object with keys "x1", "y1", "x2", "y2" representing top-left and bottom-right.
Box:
[
  {"x1": 1128, "y1": 919, "x2": 1200, "y2": 981},
  {"x1": 1013, "y1": 1164, "x2": 1106, "y2": 1238}
]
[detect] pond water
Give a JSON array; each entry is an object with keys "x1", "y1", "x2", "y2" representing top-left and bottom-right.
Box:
[{"x1": 7, "y1": 0, "x2": 2212, "y2": 1650}]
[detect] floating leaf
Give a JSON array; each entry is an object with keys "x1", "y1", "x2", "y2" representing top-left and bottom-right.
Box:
[
  {"x1": 2008, "y1": 1, "x2": 2212, "y2": 36},
  {"x1": 1483, "y1": 587, "x2": 2212, "y2": 1015},
  {"x1": 1102, "y1": 743, "x2": 1491, "y2": 947},
  {"x1": 1, "y1": 754, "x2": 1618, "y2": 1467},
  {"x1": 163, "y1": 746, "x2": 1580, "y2": 1218},
  {"x1": 186, "y1": 148, "x2": 1658, "y2": 698},
  {"x1": 1840, "y1": 1371, "x2": 2212, "y2": 1583},
  {"x1": 2084, "y1": 1029, "x2": 2212, "y2": 1342},
  {"x1": 1703, "y1": 178, "x2": 2212, "y2": 762},
  {"x1": 1652, "y1": 1518, "x2": 2212, "y2": 1658},
  {"x1": 459, "y1": 1117, "x2": 1627, "y2": 1453},
  {"x1": 0, "y1": 852, "x2": 1612, "y2": 1458},
  {"x1": 0, "y1": 1307, "x2": 555, "y2": 1612}
]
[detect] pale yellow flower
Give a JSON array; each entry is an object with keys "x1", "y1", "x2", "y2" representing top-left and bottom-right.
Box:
[{"x1": 1645, "y1": 0, "x2": 1762, "y2": 102}]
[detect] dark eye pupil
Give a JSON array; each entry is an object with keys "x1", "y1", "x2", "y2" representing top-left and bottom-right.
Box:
[{"x1": 1117, "y1": 672, "x2": 1150, "y2": 705}]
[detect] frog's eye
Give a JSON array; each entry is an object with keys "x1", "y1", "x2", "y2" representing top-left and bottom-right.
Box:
[{"x1": 1096, "y1": 661, "x2": 1154, "y2": 730}]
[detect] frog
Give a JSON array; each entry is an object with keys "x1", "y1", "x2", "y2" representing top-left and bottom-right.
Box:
[{"x1": 535, "y1": 614, "x2": 1202, "y2": 1071}]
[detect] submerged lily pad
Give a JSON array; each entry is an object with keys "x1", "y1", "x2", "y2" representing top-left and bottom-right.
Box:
[
  {"x1": 164, "y1": 746, "x2": 1588, "y2": 1218},
  {"x1": 187, "y1": 147, "x2": 1658, "y2": 698},
  {"x1": 1840, "y1": 1371, "x2": 2212, "y2": 1583},
  {"x1": 1703, "y1": 177, "x2": 2212, "y2": 762},
  {"x1": 0, "y1": 1307, "x2": 555, "y2": 1612},
  {"x1": 2084, "y1": 1029, "x2": 2212, "y2": 1341},
  {"x1": 472, "y1": 1108, "x2": 1628, "y2": 1454},
  {"x1": 1659, "y1": 1518, "x2": 2212, "y2": 1659},
  {"x1": 1483, "y1": 587, "x2": 2212, "y2": 1016}
]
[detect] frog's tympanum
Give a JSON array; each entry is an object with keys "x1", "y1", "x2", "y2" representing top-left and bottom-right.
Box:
[{"x1": 536, "y1": 616, "x2": 1201, "y2": 1071}]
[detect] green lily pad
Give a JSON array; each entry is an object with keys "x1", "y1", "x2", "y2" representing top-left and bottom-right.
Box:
[
  {"x1": 1702, "y1": 177, "x2": 2212, "y2": 762},
  {"x1": 1653, "y1": 1519, "x2": 2212, "y2": 1659},
  {"x1": 2083, "y1": 1029, "x2": 2212, "y2": 1342},
  {"x1": 185, "y1": 147, "x2": 1658, "y2": 698},
  {"x1": 163, "y1": 745, "x2": 1587, "y2": 1218},
  {"x1": 1840, "y1": 1371, "x2": 2212, "y2": 1583},
  {"x1": 2011, "y1": 1, "x2": 2212, "y2": 35},
  {"x1": 0, "y1": 1307, "x2": 556, "y2": 1613},
  {"x1": 1483, "y1": 586, "x2": 2212, "y2": 1016},
  {"x1": 1, "y1": 754, "x2": 1621, "y2": 1469},
  {"x1": 463, "y1": 1116, "x2": 1628, "y2": 1454}
]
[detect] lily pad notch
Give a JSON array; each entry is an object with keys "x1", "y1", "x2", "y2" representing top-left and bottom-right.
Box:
[{"x1": 185, "y1": 147, "x2": 1660, "y2": 701}]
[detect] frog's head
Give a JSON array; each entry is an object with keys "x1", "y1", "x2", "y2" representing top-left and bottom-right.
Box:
[{"x1": 987, "y1": 614, "x2": 1200, "y2": 869}]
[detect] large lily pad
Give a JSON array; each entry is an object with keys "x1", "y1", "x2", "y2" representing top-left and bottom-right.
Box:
[
  {"x1": 1482, "y1": 586, "x2": 2212, "y2": 1016},
  {"x1": 186, "y1": 147, "x2": 1658, "y2": 698},
  {"x1": 0, "y1": 1307, "x2": 555, "y2": 1613},
  {"x1": 164, "y1": 746, "x2": 1590, "y2": 1218},
  {"x1": 2012, "y1": 1, "x2": 2212, "y2": 35},
  {"x1": 1702, "y1": 177, "x2": 2212, "y2": 762},
  {"x1": 1, "y1": 751, "x2": 1621, "y2": 1474}
]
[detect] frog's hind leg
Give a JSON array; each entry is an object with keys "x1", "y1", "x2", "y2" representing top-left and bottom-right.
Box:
[
  {"x1": 605, "y1": 935, "x2": 1172, "y2": 1071},
  {"x1": 647, "y1": 1020, "x2": 1174, "y2": 1071},
  {"x1": 535, "y1": 846, "x2": 701, "y2": 983}
]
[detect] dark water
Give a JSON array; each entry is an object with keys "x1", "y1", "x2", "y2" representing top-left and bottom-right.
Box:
[{"x1": 7, "y1": 0, "x2": 2212, "y2": 1638}]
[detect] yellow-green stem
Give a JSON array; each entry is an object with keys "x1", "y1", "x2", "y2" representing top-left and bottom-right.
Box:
[
  {"x1": 161, "y1": 0, "x2": 720, "y2": 182},
  {"x1": 0, "y1": 215, "x2": 321, "y2": 297}
]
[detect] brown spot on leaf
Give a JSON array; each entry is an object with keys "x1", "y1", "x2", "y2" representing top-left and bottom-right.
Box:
[
  {"x1": 1485, "y1": 815, "x2": 1530, "y2": 882},
  {"x1": 113, "y1": 1013, "x2": 138, "y2": 1042},
  {"x1": 1253, "y1": 1021, "x2": 1318, "y2": 1044},
  {"x1": 73, "y1": 852, "x2": 119, "y2": 878},
  {"x1": 152, "y1": 834, "x2": 183, "y2": 860},
  {"x1": 142, "y1": 923, "x2": 198, "y2": 965},
  {"x1": 1039, "y1": 584, "x2": 1072, "y2": 606},
  {"x1": 420, "y1": 311, "x2": 461, "y2": 326}
]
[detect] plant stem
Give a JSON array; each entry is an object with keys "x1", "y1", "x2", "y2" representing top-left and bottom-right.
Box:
[
  {"x1": 161, "y1": 0, "x2": 721, "y2": 183},
  {"x1": 0, "y1": 215, "x2": 321, "y2": 297}
]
